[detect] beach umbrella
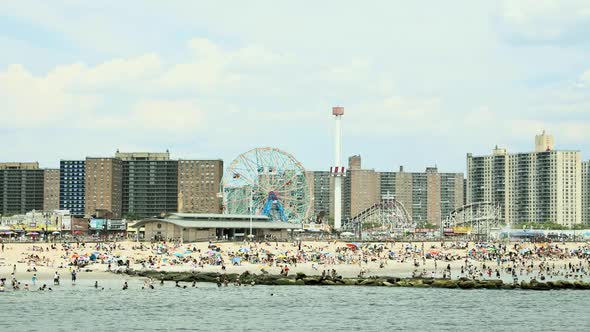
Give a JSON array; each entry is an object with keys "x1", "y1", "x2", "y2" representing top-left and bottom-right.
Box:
[
  {"x1": 340, "y1": 232, "x2": 355, "y2": 237},
  {"x1": 27, "y1": 232, "x2": 39, "y2": 236},
  {"x1": 173, "y1": 253, "x2": 184, "y2": 257},
  {"x1": 232, "y1": 257, "x2": 241, "y2": 263},
  {"x1": 184, "y1": 250, "x2": 193, "y2": 254},
  {"x1": 52, "y1": 231, "x2": 60, "y2": 235},
  {"x1": 239, "y1": 248, "x2": 250, "y2": 253},
  {"x1": 346, "y1": 243, "x2": 359, "y2": 249}
]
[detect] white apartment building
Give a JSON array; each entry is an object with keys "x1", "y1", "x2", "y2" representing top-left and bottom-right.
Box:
[
  {"x1": 582, "y1": 161, "x2": 590, "y2": 225},
  {"x1": 467, "y1": 132, "x2": 581, "y2": 227}
]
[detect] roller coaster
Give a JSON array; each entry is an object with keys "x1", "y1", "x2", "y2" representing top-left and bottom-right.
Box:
[
  {"x1": 342, "y1": 196, "x2": 415, "y2": 234},
  {"x1": 442, "y1": 201, "x2": 503, "y2": 239}
]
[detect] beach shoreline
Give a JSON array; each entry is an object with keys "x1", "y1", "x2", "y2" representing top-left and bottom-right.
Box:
[{"x1": 1, "y1": 240, "x2": 589, "y2": 287}]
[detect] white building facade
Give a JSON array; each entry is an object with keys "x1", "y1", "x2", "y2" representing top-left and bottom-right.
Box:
[{"x1": 467, "y1": 133, "x2": 581, "y2": 227}]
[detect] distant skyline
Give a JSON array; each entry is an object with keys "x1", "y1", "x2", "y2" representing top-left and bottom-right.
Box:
[{"x1": 1, "y1": 1, "x2": 590, "y2": 173}]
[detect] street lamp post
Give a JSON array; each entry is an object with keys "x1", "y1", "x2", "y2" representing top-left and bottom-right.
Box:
[{"x1": 249, "y1": 190, "x2": 253, "y2": 239}]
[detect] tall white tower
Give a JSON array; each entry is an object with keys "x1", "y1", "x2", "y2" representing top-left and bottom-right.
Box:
[{"x1": 331, "y1": 106, "x2": 345, "y2": 230}]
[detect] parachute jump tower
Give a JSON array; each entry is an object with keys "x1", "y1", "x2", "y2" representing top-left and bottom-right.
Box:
[{"x1": 331, "y1": 106, "x2": 345, "y2": 230}]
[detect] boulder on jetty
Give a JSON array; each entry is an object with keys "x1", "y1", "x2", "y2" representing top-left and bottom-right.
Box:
[
  {"x1": 120, "y1": 270, "x2": 590, "y2": 290},
  {"x1": 431, "y1": 279, "x2": 458, "y2": 289}
]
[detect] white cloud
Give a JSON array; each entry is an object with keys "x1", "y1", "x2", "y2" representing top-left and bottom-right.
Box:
[
  {"x1": 346, "y1": 95, "x2": 446, "y2": 137},
  {"x1": 0, "y1": 39, "x2": 289, "y2": 130},
  {"x1": 0, "y1": 64, "x2": 98, "y2": 126},
  {"x1": 158, "y1": 38, "x2": 291, "y2": 94},
  {"x1": 1, "y1": 1, "x2": 590, "y2": 170},
  {"x1": 497, "y1": 0, "x2": 590, "y2": 44}
]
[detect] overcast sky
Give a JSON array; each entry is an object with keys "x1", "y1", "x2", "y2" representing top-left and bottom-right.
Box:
[{"x1": 1, "y1": 1, "x2": 590, "y2": 173}]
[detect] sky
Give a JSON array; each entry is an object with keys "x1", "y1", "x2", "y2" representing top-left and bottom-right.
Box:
[{"x1": 1, "y1": 0, "x2": 590, "y2": 173}]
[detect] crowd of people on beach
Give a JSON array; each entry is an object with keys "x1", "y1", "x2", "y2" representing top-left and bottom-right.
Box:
[{"x1": 1, "y1": 238, "x2": 590, "y2": 292}]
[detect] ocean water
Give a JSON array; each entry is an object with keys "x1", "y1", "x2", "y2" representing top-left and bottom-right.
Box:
[{"x1": 0, "y1": 278, "x2": 588, "y2": 332}]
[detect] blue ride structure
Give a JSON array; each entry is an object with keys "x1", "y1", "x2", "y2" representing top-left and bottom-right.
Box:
[{"x1": 262, "y1": 191, "x2": 288, "y2": 222}]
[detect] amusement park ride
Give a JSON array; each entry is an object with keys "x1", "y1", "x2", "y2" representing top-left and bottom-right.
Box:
[
  {"x1": 222, "y1": 147, "x2": 312, "y2": 223},
  {"x1": 220, "y1": 107, "x2": 503, "y2": 239},
  {"x1": 221, "y1": 106, "x2": 346, "y2": 228}
]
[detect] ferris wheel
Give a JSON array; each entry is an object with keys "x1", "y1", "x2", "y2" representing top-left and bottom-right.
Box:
[{"x1": 222, "y1": 147, "x2": 312, "y2": 223}]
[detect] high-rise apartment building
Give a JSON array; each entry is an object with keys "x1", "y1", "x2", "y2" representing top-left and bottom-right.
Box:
[
  {"x1": 307, "y1": 171, "x2": 332, "y2": 222},
  {"x1": 466, "y1": 146, "x2": 509, "y2": 220},
  {"x1": 441, "y1": 172, "x2": 464, "y2": 221},
  {"x1": 582, "y1": 161, "x2": 590, "y2": 225},
  {"x1": 43, "y1": 169, "x2": 60, "y2": 211},
  {"x1": 178, "y1": 159, "x2": 223, "y2": 214},
  {"x1": 379, "y1": 166, "x2": 463, "y2": 226},
  {"x1": 345, "y1": 155, "x2": 380, "y2": 219},
  {"x1": 467, "y1": 132, "x2": 581, "y2": 226},
  {"x1": 116, "y1": 151, "x2": 178, "y2": 218},
  {"x1": 323, "y1": 156, "x2": 464, "y2": 227},
  {"x1": 0, "y1": 162, "x2": 44, "y2": 214},
  {"x1": 60, "y1": 160, "x2": 86, "y2": 217},
  {"x1": 85, "y1": 157, "x2": 123, "y2": 218}
]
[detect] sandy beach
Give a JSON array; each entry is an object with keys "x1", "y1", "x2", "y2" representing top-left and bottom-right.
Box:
[{"x1": 1, "y1": 240, "x2": 589, "y2": 286}]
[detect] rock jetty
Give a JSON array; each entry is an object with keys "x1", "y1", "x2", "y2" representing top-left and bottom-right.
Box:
[{"x1": 119, "y1": 270, "x2": 590, "y2": 290}]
